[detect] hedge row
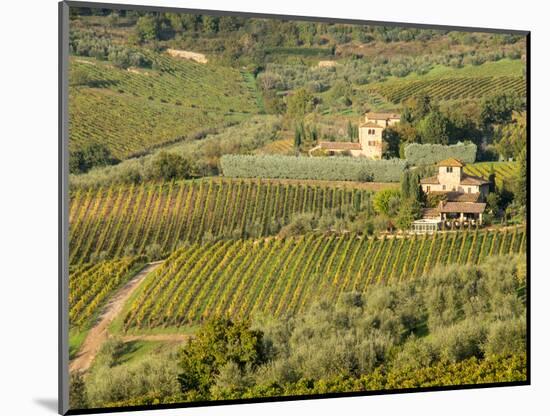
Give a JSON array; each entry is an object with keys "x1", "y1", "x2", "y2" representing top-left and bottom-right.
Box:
[
  {"x1": 220, "y1": 155, "x2": 407, "y2": 182},
  {"x1": 404, "y1": 142, "x2": 477, "y2": 166}
]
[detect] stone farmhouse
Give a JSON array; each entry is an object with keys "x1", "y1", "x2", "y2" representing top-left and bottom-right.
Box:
[
  {"x1": 313, "y1": 112, "x2": 400, "y2": 159},
  {"x1": 413, "y1": 158, "x2": 490, "y2": 233}
]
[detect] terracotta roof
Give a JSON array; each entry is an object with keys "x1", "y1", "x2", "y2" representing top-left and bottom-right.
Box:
[
  {"x1": 460, "y1": 174, "x2": 490, "y2": 186},
  {"x1": 365, "y1": 112, "x2": 400, "y2": 120},
  {"x1": 420, "y1": 175, "x2": 439, "y2": 185},
  {"x1": 439, "y1": 202, "x2": 486, "y2": 214},
  {"x1": 319, "y1": 141, "x2": 362, "y2": 151},
  {"x1": 359, "y1": 122, "x2": 384, "y2": 128},
  {"x1": 437, "y1": 158, "x2": 465, "y2": 167},
  {"x1": 422, "y1": 208, "x2": 440, "y2": 218},
  {"x1": 430, "y1": 191, "x2": 481, "y2": 203}
]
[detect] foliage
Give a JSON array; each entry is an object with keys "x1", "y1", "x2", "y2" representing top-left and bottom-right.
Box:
[
  {"x1": 515, "y1": 148, "x2": 527, "y2": 206},
  {"x1": 220, "y1": 155, "x2": 408, "y2": 182},
  {"x1": 134, "y1": 15, "x2": 160, "y2": 43},
  {"x1": 373, "y1": 189, "x2": 401, "y2": 216},
  {"x1": 70, "y1": 143, "x2": 118, "y2": 174},
  {"x1": 69, "y1": 179, "x2": 373, "y2": 264},
  {"x1": 286, "y1": 88, "x2": 315, "y2": 118},
  {"x1": 416, "y1": 110, "x2": 452, "y2": 144},
  {"x1": 69, "y1": 372, "x2": 88, "y2": 410},
  {"x1": 178, "y1": 319, "x2": 265, "y2": 398},
  {"x1": 494, "y1": 112, "x2": 526, "y2": 160},
  {"x1": 70, "y1": 117, "x2": 281, "y2": 186},
  {"x1": 85, "y1": 344, "x2": 181, "y2": 408},
  {"x1": 70, "y1": 67, "x2": 92, "y2": 86},
  {"x1": 150, "y1": 152, "x2": 193, "y2": 181},
  {"x1": 122, "y1": 229, "x2": 526, "y2": 329},
  {"x1": 69, "y1": 257, "x2": 146, "y2": 327},
  {"x1": 480, "y1": 92, "x2": 525, "y2": 126},
  {"x1": 404, "y1": 142, "x2": 477, "y2": 166}
]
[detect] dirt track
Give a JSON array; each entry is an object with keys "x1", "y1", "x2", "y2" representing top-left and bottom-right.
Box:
[{"x1": 69, "y1": 262, "x2": 163, "y2": 373}]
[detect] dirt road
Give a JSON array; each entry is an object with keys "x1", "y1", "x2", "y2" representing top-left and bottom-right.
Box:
[{"x1": 69, "y1": 261, "x2": 163, "y2": 373}]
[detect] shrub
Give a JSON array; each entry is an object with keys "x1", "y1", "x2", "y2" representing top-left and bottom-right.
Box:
[
  {"x1": 220, "y1": 155, "x2": 407, "y2": 182},
  {"x1": 150, "y1": 152, "x2": 193, "y2": 181},
  {"x1": 404, "y1": 142, "x2": 477, "y2": 166}
]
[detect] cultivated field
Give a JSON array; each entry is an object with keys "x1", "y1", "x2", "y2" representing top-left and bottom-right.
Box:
[
  {"x1": 367, "y1": 76, "x2": 525, "y2": 104},
  {"x1": 69, "y1": 179, "x2": 373, "y2": 264},
  {"x1": 122, "y1": 227, "x2": 526, "y2": 329},
  {"x1": 464, "y1": 161, "x2": 519, "y2": 187},
  {"x1": 69, "y1": 54, "x2": 259, "y2": 159},
  {"x1": 69, "y1": 256, "x2": 145, "y2": 328}
]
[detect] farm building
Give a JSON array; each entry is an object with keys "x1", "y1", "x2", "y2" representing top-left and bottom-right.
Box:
[
  {"x1": 413, "y1": 158, "x2": 489, "y2": 232},
  {"x1": 314, "y1": 112, "x2": 400, "y2": 159},
  {"x1": 420, "y1": 158, "x2": 490, "y2": 196}
]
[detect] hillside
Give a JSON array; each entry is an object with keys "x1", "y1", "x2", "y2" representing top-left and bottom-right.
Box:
[
  {"x1": 121, "y1": 227, "x2": 526, "y2": 329},
  {"x1": 69, "y1": 54, "x2": 259, "y2": 160}
]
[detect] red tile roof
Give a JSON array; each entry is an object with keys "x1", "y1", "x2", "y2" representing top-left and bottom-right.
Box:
[
  {"x1": 439, "y1": 202, "x2": 486, "y2": 214},
  {"x1": 360, "y1": 122, "x2": 384, "y2": 128},
  {"x1": 422, "y1": 208, "x2": 440, "y2": 218},
  {"x1": 437, "y1": 158, "x2": 465, "y2": 167},
  {"x1": 365, "y1": 112, "x2": 400, "y2": 120},
  {"x1": 460, "y1": 174, "x2": 490, "y2": 186},
  {"x1": 420, "y1": 175, "x2": 439, "y2": 185},
  {"x1": 421, "y1": 174, "x2": 489, "y2": 187},
  {"x1": 429, "y1": 191, "x2": 481, "y2": 203},
  {"x1": 319, "y1": 141, "x2": 362, "y2": 151}
]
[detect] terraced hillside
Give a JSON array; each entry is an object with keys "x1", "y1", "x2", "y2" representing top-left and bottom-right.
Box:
[
  {"x1": 69, "y1": 179, "x2": 372, "y2": 264},
  {"x1": 122, "y1": 227, "x2": 526, "y2": 329},
  {"x1": 69, "y1": 53, "x2": 259, "y2": 159},
  {"x1": 464, "y1": 161, "x2": 519, "y2": 187},
  {"x1": 367, "y1": 75, "x2": 525, "y2": 104}
]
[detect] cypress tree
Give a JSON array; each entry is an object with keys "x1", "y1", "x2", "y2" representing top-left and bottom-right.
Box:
[{"x1": 401, "y1": 171, "x2": 411, "y2": 199}]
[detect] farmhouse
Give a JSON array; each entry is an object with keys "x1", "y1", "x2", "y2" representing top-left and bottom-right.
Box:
[
  {"x1": 315, "y1": 112, "x2": 400, "y2": 159},
  {"x1": 413, "y1": 158, "x2": 490, "y2": 233}
]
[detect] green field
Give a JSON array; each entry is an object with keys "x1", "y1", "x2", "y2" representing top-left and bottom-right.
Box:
[
  {"x1": 367, "y1": 76, "x2": 525, "y2": 104},
  {"x1": 69, "y1": 54, "x2": 259, "y2": 159},
  {"x1": 69, "y1": 178, "x2": 373, "y2": 264},
  {"x1": 255, "y1": 138, "x2": 294, "y2": 155},
  {"x1": 69, "y1": 257, "x2": 146, "y2": 328},
  {"x1": 364, "y1": 60, "x2": 526, "y2": 104},
  {"x1": 122, "y1": 227, "x2": 526, "y2": 329},
  {"x1": 464, "y1": 161, "x2": 519, "y2": 187}
]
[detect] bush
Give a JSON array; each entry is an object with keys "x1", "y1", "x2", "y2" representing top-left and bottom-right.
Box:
[
  {"x1": 220, "y1": 155, "x2": 407, "y2": 182},
  {"x1": 404, "y1": 142, "x2": 477, "y2": 166},
  {"x1": 70, "y1": 143, "x2": 118, "y2": 174},
  {"x1": 150, "y1": 152, "x2": 193, "y2": 181}
]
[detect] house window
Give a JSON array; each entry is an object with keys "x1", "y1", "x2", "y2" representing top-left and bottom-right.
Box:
[
  {"x1": 426, "y1": 186, "x2": 431, "y2": 192},
  {"x1": 442, "y1": 185, "x2": 446, "y2": 191},
  {"x1": 446, "y1": 167, "x2": 453, "y2": 173}
]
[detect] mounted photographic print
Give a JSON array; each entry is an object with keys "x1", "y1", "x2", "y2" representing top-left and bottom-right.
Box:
[{"x1": 59, "y1": 1, "x2": 530, "y2": 414}]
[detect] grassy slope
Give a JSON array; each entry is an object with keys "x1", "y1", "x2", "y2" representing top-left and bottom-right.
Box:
[
  {"x1": 69, "y1": 54, "x2": 259, "y2": 159},
  {"x1": 362, "y1": 59, "x2": 525, "y2": 104}
]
